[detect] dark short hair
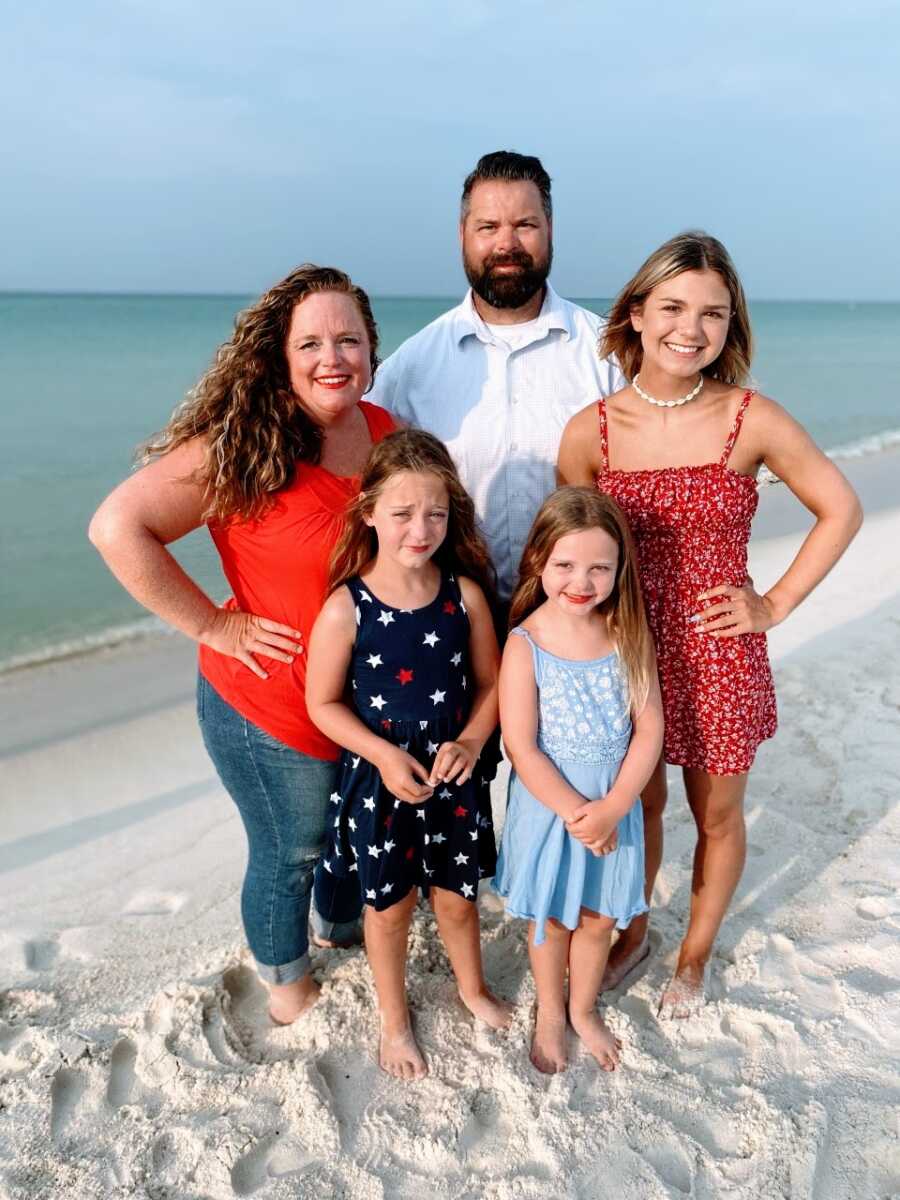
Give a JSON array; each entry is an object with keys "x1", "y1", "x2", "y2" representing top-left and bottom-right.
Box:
[{"x1": 461, "y1": 150, "x2": 552, "y2": 220}]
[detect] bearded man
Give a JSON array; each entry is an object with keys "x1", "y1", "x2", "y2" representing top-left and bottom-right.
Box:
[{"x1": 368, "y1": 149, "x2": 625, "y2": 601}]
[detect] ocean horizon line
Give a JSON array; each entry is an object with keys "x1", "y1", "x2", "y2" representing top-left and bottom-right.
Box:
[{"x1": 3, "y1": 289, "x2": 899, "y2": 305}]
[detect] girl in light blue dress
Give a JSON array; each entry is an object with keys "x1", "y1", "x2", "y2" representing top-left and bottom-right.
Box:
[{"x1": 494, "y1": 487, "x2": 663, "y2": 1074}]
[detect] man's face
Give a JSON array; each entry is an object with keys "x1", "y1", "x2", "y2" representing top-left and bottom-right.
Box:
[{"x1": 460, "y1": 180, "x2": 552, "y2": 310}]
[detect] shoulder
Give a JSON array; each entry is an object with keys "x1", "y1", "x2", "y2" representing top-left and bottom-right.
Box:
[
  {"x1": 457, "y1": 574, "x2": 489, "y2": 612},
  {"x1": 359, "y1": 400, "x2": 397, "y2": 438},
  {"x1": 562, "y1": 398, "x2": 604, "y2": 437},
  {"x1": 381, "y1": 301, "x2": 467, "y2": 367},
  {"x1": 559, "y1": 295, "x2": 604, "y2": 335},
  {"x1": 315, "y1": 585, "x2": 357, "y2": 634}
]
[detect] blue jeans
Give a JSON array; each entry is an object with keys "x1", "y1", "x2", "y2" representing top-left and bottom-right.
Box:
[{"x1": 197, "y1": 674, "x2": 361, "y2": 984}]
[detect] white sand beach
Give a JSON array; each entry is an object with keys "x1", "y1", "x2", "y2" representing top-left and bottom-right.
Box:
[{"x1": 2, "y1": 456, "x2": 899, "y2": 1200}]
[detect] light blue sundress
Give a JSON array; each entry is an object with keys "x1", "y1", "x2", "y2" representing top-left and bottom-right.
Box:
[{"x1": 493, "y1": 627, "x2": 648, "y2": 944}]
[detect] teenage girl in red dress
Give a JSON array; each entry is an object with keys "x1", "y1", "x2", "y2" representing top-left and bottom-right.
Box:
[{"x1": 558, "y1": 232, "x2": 862, "y2": 1015}]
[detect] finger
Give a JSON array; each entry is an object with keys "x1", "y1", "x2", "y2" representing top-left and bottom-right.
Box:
[
  {"x1": 689, "y1": 600, "x2": 734, "y2": 623},
  {"x1": 256, "y1": 618, "x2": 304, "y2": 641},
  {"x1": 409, "y1": 759, "x2": 433, "y2": 785},
  {"x1": 696, "y1": 585, "x2": 734, "y2": 602},
  {"x1": 441, "y1": 757, "x2": 466, "y2": 783},
  {"x1": 258, "y1": 631, "x2": 304, "y2": 654},
  {"x1": 238, "y1": 651, "x2": 268, "y2": 679},
  {"x1": 455, "y1": 763, "x2": 473, "y2": 785},
  {"x1": 696, "y1": 614, "x2": 744, "y2": 633}
]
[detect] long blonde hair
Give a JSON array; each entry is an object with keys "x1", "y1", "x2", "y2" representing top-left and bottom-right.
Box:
[
  {"x1": 509, "y1": 487, "x2": 653, "y2": 715},
  {"x1": 600, "y1": 231, "x2": 752, "y2": 386},
  {"x1": 139, "y1": 264, "x2": 380, "y2": 523},
  {"x1": 329, "y1": 429, "x2": 497, "y2": 607}
]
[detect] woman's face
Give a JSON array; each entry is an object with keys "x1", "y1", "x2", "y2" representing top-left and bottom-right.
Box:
[
  {"x1": 285, "y1": 291, "x2": 372, "y2": 424},
  {"x1": 631, "y1": 269, "x2": 732, "y2": 380}
]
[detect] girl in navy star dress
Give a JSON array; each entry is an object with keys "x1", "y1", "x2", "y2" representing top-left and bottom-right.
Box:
[{"x1": 307, "y1": 430, "x2": 512, "y2": 1080}]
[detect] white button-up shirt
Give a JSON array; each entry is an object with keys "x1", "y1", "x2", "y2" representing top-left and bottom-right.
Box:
[{"x1": 368, "y1": 284, "x2": 625, "y2": 598}]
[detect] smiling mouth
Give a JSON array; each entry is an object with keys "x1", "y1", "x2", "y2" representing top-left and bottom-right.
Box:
[
  {"x1": 563, "y1": 593, "x2": 593, "y2": 604},
  {"x1": 316, "y1": 375, "x2": 351, "y2": 388},
  {"x1": 664, "y1": 343, "x2": 703, "y2": 355}
]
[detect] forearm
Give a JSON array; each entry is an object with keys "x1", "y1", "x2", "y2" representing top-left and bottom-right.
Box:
[
  {"x1": 456, "y1": 682, "x2": 499, "y2": 754},
  {"x1": 506, "y1": 742, "x2": 587, "y2": 820},
  {"x1": 308, "y1": 700, "x2": 392, "y2": 768},
  {"x1": 764, "y1": 504, "x2": 863, "y2": 623},
  {"x1": 90, "y1": 523, "x2": 221, "y2": 643},
  {"x1": 601, "y1": 718, "x2": 663, "y2": 818}
]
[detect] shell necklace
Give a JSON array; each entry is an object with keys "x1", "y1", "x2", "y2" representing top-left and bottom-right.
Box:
[{"x1": 633, "y1": 373, "x2": 704, "y2": 408}]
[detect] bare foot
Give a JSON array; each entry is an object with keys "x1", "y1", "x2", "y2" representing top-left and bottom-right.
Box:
[
  {"x1": 379, "y1": 1019, "x2": 428, "y2": 1081},
  {"x1": 657, "y1": 962, "x2": 705, "y2": 1019},
  {"x1": 268, "y1": 975, "x2": 320, "y2": 1025},
  {"x1": 570, "y1": 1009, "x2": 621, "y2": 1071},
  {"x1": 458, "y1": 988, "x2": 514, "y2": 1030},
  {"x1": 311, "y1": 932, "x2": 360, "y2": 950},
  {"x1": 601, "y1": 930, "x2": 650, "y2": 992},
  {"x1": 530, "y1": 1007, "x2": 568, "y2": 1074}
]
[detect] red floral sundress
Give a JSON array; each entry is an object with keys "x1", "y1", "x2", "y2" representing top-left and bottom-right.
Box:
[{"x1": 596, "y1": 391, "x2": 777, "y2": 776}]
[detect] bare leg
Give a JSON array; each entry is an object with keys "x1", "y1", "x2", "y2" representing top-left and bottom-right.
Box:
[
  {"x1": 568, "y1": 909, "x2": 621, "y2": 1070},
  {"x1": 364, "y1": 888, "x2": 427, "y2": 1079},
  {"x1": 602, "y1": 755, "x2": 667, "y2": 989},
  {"x1": 659, "y1": 768, "x2": 748, "y2": 1018},
  {"x1": 527, "y1": 919, "x2": 571, "y2": 1074},
  {"x1": 268, "y1": 975, "x2": 320, "y2": 1024},
  {"x1": 431, "y1": 887, "x2": 513, "y2": 1029}
]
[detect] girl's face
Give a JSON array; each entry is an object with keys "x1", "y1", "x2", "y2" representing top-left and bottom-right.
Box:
[
  {"x1": 540, "y1": 526, "x2": 619, "y2": 617},
  {"x1": 631, "y1": 268, "x2": 732, "y2": 380},
  {"x1": 364, "y1": 470, "x2": 450, "y2": 570}
]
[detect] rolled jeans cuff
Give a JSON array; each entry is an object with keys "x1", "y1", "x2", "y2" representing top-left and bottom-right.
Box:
[
  {"x1": 310, "y1": 907, "x2": 362, "y2": 945},
  {"x1": 254, "y1": 950, "x2": 311, "y2": 986}
]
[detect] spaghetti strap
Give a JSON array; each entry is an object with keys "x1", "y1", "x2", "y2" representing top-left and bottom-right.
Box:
[
  {"x1": 596, "y1": 397, "x2": 610, "y2": 471},
  {"x1": 510, "y1": 626, "x2": 544, "y2": 686},
  {"x1": 720, "y1": 390, "x2": 755, "y2": 467}
]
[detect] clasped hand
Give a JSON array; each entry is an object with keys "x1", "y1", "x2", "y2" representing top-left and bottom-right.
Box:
[
  {"x1": 690, "y1": 581, "x2": 777, "y2": 637},
  {"x1": 203, "y1": 608, "x2": 303, "y2": 678},
  {"x1": 376, "y1": 739, "x2": 479, "y2": 805},
  {"x1": 565, "y1": 799, "x2": 619, "y2": 857}
]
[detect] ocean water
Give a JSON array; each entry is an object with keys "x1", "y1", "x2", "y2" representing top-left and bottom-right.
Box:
[{"x1": 2, "y1": 293, "x2": 899, "y2": 671}]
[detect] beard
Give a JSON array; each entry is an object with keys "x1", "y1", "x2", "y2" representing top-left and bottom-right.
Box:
[{"x1": 463, "y1": 244, "x2": 553, "y2": 310}]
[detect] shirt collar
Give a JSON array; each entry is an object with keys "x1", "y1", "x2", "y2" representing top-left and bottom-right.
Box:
[{"x1": 452, "y1": 282, "x2": 573, "y2": 345}]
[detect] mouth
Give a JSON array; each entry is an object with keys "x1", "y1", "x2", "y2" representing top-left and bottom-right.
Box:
[
  {"x1": 404, "y1": 544, "x2": 431, "y2": 555},
  {"x1": 562, "y1": 592, "x2": 594, "y2": 605},
  {"x1": 315, "y1": 374, "x2": 352, "y2": 389},
  {"x1": 664, "y1": 342, "x2": 704, "y2": 356}
]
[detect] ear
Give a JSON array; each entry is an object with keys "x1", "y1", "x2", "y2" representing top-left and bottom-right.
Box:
[{"x1": 629, "y1": 303, "x2": 644, "y2": 333}]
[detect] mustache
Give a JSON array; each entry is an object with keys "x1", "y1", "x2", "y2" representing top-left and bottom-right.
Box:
[{"x1": 484, "y1": 250, "x2": 534, "y2": 271}]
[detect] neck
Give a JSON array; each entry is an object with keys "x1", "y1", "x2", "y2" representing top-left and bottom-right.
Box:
[
  {"x1": 634, "y1": 363, "x2": 703, "y2": 401},
  {"x1": 364, "y1": 556, "x2": 440, "y2": 598},
  {"x1": 471, "y1": 285, "x2": 545, "y2": 326}
]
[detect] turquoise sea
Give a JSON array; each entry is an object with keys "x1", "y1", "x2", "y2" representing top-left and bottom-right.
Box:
[{"x1": 2, "y1": 293, "x2": 899, "y2": 670}]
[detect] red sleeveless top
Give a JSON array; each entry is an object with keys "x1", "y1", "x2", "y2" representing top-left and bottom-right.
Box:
[
  {"x1": 596, "y1": 391, "x2": 777, "y2": 775},
  {"x1": 199, "y1": 401, "x2": 396, "y2": 759}
]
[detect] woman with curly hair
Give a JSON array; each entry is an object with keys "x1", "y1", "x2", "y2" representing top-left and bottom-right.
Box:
[{"x1": 89, "y1": 265, "x2": 396, "y2": 1024}]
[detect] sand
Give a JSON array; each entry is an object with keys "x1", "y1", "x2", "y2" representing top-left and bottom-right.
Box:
[{"x1": 1, "y1": 461, "x2": 899, "y2": 1200}]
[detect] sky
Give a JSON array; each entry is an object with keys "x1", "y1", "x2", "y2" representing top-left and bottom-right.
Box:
[{"x1": 3, "y1": 0, "x2": 899, "y2": 299}]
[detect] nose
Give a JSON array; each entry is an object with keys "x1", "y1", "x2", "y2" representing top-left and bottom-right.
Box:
[
  {"x1": 494, "y1": 223, "x2": 522, "y2": 254},
  {"x1": 678, "y1": 309, "x2": 704, "y2": 341},
  {"x1": 409, "y1": 513, "x2": 429, "y2": 541},
  {"x1": 321, "y1": 338, "x2": 345, "y2": 368}
]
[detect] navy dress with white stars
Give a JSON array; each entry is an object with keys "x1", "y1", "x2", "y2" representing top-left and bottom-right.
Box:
[{"x1": 322, "y1": 572, "x2": 497, "y2": 910}]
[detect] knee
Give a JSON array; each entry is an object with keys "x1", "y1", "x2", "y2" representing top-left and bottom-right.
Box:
[
  {"x1": 641, "y1": 776, "x2": 668, "y2": 823},
  {"x1": 433, "y1": 888, "x2": 475, "y2": 926},
  {"x1": 578, "y1": 909, "x2": 617, "y2": 937},
  {"x1": 366, "y1": 890, "x2": 416, "y2": 932},
  {"x1": 697, "y1": 803, "x2": 745, "y2": 841}
]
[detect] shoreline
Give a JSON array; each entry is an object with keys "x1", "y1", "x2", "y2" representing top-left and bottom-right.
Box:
[{"x1": 3, "y1": 441, "x2": 899, "y2": 684}]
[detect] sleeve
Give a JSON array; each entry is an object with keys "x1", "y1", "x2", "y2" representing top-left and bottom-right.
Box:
[{"x1": 594, "y1": 318, "x2": 627, "y2": 395}]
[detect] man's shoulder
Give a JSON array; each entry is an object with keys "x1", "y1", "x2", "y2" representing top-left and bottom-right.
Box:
[
  {"x1": 552, "y1": 290, "x2": 605, "y2": 336},
  {"x1": 382, "y1": 298, "x2": 468, "y2": 366}
]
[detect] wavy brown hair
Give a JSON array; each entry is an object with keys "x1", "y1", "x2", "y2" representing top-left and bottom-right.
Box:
[
  {"x1": 600, "y1": 231, "x2": 752, "y2": 386},
  {"x1": 329, "y1": 429, "x2": 497, "y2": 607},
  {"x1": 139, "y1": 264, "x2": 380, "y2": 522},
  {"x1": 509, "y1": 487, "x2": 653, "y2": 715}
]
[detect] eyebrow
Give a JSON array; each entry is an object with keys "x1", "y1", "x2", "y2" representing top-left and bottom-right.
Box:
[
  {"x1": 291, "y1": 328, "x2": 361, "y2": 341},
  {"x1": 657, "y1": 297, "x2": 730, "y2": 309}
]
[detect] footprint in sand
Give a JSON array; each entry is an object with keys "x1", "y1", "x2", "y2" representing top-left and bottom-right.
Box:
[
  {"x1": 231, "y1": 1133, "x2": 317, "y2": 1195},
  {"x1": 459, "y1": 1089, "x2": 557, "y2": 1182},
  {"x1": 23, "y1": 937, "x2": 59, "y2": 971},
  {"x1": 50, "y1": 1065, "x2": 88, "y2": 1143},
  {"x1": 106, "y1": 1036, "x2": 138, "y2": 1108},
  {"x1": 122, "y1": 891, "x2": 187, "y2": 917},
  {"x1": 855, "y1": 896, "x2": 897, "y2": 922}
]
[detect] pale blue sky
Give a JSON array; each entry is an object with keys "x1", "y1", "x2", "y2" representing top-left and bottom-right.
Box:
[{"x1": 3, "y1": 0, "x2": 898, "y2": 298}]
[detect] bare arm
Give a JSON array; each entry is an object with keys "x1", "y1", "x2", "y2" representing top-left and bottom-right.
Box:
[
  {"x1": 556, "y1": 405, "x2": 603, "y2": 487},
  {"x1": 429, "y1": 578, "x2": 500, "y2": 785},
  {"x1": 306, "y1": 590, "x2": 433, "y2": 803},
  {"x1": 695, "y1": 398, "x2": 863, "y2": 635},
  {"x1": 88, "y1": 439, "x2": 303, "y2": 677},
  {"x1": 499, "y1": 633, "x2": 588, "y2": 820}
]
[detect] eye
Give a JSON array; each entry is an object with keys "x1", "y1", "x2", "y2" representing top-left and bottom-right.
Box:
[
  {"x1": 340, "y1": 335, "x2": 361, "y2": 344},
  {"x1": 704, "y1": 311, "x2": 725, "y2": 320},
  {"x1": 661, "y1": 304, "x2": 679, "y2": 313}
]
